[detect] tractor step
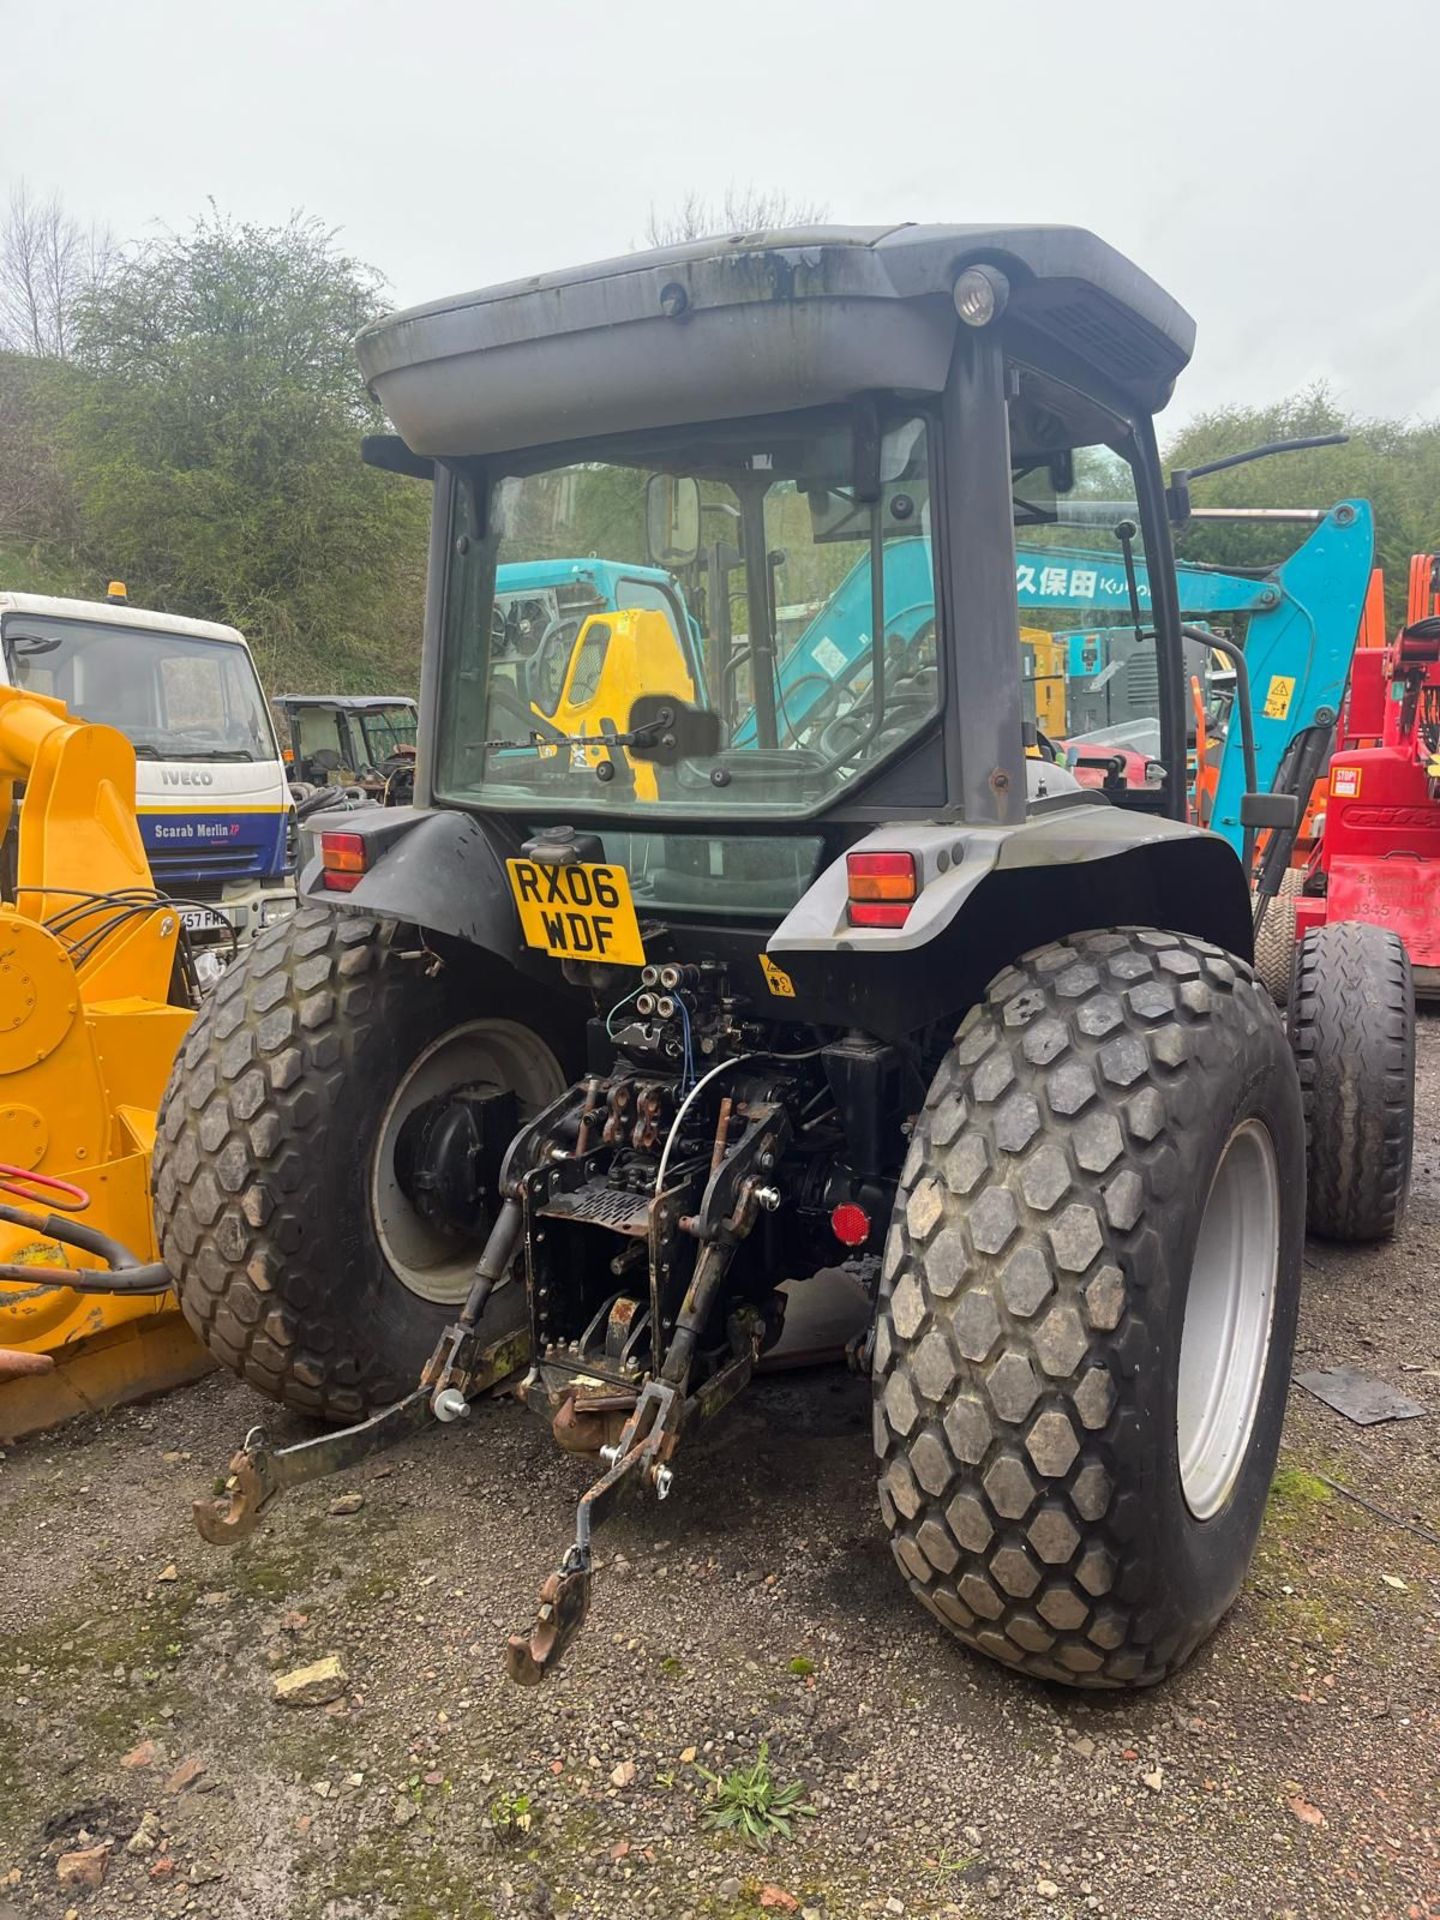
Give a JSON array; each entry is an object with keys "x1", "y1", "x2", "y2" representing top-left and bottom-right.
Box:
[{"x1": 537, "y1": 1183, "x2": 652, "y2": 1235}]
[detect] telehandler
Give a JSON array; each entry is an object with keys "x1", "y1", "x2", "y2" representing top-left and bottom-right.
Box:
[
  {"x1": 163, "y1": 224, "x2": 1412, "y2": 1689},
  {"x1": 0, "y1": 685, "x2": 205, "y2": 1438}
]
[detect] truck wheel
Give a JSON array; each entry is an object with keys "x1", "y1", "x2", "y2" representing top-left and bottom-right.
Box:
[
  {"x1": 1252, "y1": 867, "x2": 1303, "y2": 1007},
  {"x1": 1290, "y1": 920, "x2": 1413, "y2": 1241},
  {"x1": 153, "y1": 905, "x2": 578, "y2": 1419},
  {"x1": 874, "y1": 929, "x2": 1304, "y2": 1687}
]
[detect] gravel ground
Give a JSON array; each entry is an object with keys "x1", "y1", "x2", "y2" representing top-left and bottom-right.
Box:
[{"x1": 2, "y1": 1032, "x2": 1438, "y2": 1920}]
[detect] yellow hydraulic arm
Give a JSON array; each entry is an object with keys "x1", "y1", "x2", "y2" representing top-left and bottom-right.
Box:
[
  {"x1": 0, "y1": 683, "x2": 176, "y2": 999},
  {"x1": 0, "y1": 686, "x2": 203, "y2": 1437}
]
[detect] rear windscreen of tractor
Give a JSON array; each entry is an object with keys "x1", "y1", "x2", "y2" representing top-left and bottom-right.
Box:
[
  {"x1": 2, "y1": 615, "x2": 276, "y2": 762},
  {"x1": 433, "y1": 400, "x2": 943, "y2": 819}
]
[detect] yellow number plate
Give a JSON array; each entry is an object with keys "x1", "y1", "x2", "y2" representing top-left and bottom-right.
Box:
[{"x1": 506, "y1": 859, "x2": 645, "y2": 966}]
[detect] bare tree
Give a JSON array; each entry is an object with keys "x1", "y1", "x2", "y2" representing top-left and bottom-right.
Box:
[
  {"x1": 0, "y1": 183, "x2": 113, "y2": 359},
  {"x1": 643, "y1": 187, "x2": 830, "y2": 249}
]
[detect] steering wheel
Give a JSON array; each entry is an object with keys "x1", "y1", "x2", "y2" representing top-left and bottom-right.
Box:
[
  {"x1": 818, "y1": 706, "x2": 871, "y2": 760},
  {"x1": 770, "y1": 670, "x2": 849, "y2": 743},
  {"x1": 819, "y1": 686, "x2": 935, "y2": 763}
]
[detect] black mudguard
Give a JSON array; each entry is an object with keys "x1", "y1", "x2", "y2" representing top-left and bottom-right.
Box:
[{"x1": 297, "y1": 805, "x2": 524, "y2": 961}]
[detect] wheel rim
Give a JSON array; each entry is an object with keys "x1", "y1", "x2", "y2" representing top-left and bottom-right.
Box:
[
  {"x1": 1176, "y1": 1119, "x2": 1280, "y2": 1520},
  {"x1": 371, "y1": 1020, "x2": 565, "y2": 1305}
]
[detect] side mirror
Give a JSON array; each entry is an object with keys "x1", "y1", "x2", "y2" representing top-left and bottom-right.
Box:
[
  {"x1": 1168, "y1": 432, "x2": 1349, "y2": 526},
  {"x1": 645, "y1": 475, "x2": 701, "y2": 567},
  {"x1": 625, "y1": 694, "x2": 722, "y2": 765},
  {"x1": 1239, "y1": 791, "x2": 1300, "y2": 830}
]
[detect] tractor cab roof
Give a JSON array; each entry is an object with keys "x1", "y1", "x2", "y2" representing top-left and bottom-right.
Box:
[{"x1": 357, "y1": 224, "x2": 1195, "y2": 463}]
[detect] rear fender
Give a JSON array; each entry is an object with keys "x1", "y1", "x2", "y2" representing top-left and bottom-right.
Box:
[
  {"x1": 297, "y1": 805, "x2": 525, "y2": 963},
  {"x1": 766, "y1": 803, "x2": 1252, "y2": 1037}
]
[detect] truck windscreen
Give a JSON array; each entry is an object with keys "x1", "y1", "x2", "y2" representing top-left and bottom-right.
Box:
[{"x1": 2, "y1": 616, "x2": 276, "y2": 762}]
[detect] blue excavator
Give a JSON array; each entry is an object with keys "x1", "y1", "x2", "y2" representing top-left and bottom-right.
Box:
[{"x1": 735, "y1": 500, "x2": 1373, "y2": 855}]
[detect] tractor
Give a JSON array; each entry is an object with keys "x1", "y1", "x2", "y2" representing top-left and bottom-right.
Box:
[
  {"x1": 274, "y1": 694, "x2": 419, "y2": 804},
  {"x1": 159, "y1": 225, "x2": 1413, "y2": 1690}
]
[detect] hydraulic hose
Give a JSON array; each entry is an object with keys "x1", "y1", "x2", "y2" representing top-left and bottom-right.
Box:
[
  {"x1": 0, "y1": 1201, "x2": 172, "y2": 1295},
  {"x1": 0, "y1": 1263, "x2": 171, "y2": 1294}
]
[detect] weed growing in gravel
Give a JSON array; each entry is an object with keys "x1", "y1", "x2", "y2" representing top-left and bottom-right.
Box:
[
  {"x1": 787, "y1": 1656, "x2": 816, "y2": 1677},
  {"x1": 489, "y1": 1788, "x2": 537, "y2": 1843},
  {"x1": 697, "y1": 1741, "x2": 815, "y2": 1850},
  {"x1": 926, "y1": 1849, "x2": 978, "y2": 1883}
]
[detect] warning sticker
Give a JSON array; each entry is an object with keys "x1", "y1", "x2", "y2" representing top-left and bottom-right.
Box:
[
  {"x1": 1262, "y1": 674, "x2": 1296, "y2": 720},
  {"x1": 811, "y1": 635, "x2": 848, "y2": 679},
  {"x1": 1329, "y1": 765, "x2": 1362, "y2": 799},
  {"x1": 759, "y1": 954, "x2": 796, "y2": 998}
]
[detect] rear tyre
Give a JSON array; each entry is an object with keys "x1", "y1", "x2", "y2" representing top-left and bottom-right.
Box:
[
  {"x1": 153, "y1": 905, "x2": 578, "y2": 1419},
  {"x1": 1252, "y1": 867, "x2": 1303, "y2": 1007},
  {"x1": 1290, "y1": 920, "x2": 1414, "y2": 1241},
  {"x1": 874, "y1": 929, "x2": 1304, "y2": 1687}
]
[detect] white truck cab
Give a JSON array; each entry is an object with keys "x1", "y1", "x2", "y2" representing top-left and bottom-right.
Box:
[{"x1": 0, "y1": 586, "x2": 297, "y2": 948}]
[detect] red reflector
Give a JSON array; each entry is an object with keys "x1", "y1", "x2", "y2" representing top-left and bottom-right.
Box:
[
  {"x1": 830, "y1": 1201, "x2": 871, "y2": 1247},
  {"x1": 320, "y1": 831, "x2": 367, "y2": 874},
  {"x1": 321, "y1": 869, "x2": 364, "y2": 893},
  {"x1": 846, "y1": 850, "x2": 918, "y2": 900},
  {"x1": 848, "y1": 900, "x2": 912, "y2": 928}
]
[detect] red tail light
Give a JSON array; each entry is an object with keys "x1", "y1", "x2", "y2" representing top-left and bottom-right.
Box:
[
  {"x1": 320, "y1": 831, "x2": 367, "y2": 893},
  {"x1": 846, "y1": 850, "x2": 918, "y2": 928}
]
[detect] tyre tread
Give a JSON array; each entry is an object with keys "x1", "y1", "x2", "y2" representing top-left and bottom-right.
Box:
[
  {"x1": 1252, "y1": 868, "x2": 1303, "y2": 1008},
  {"x1": 1289, "y1": 920, "x2": 1414, "y2": 1241},
  {"x1": 874, "y1": 928, "x2": 1289, "y2": 1688},
  {"x1": 153, "y1": 905, "x2": 547, "y2": 1421}
]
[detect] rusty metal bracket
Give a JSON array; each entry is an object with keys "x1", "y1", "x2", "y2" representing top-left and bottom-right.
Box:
[
  {"x1": 193, "y1": 1324, "x2": 530, "y2": 1544},
  {"x1": 501, "y1": 1376, "x2": 681, "y2": 1684},
  {"x1": 194, "y1": 1390, "x2": 433, "y2": 1542},
  {"x1": 551, "y1": 1385, "x2": 636, "y2": 1455},
  {"x1": 504, "y1": 1550, "x2": 592, "y2": 1685}
]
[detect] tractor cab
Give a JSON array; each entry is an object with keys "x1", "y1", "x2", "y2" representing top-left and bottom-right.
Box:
[
  {"x1": 276, "y1": 693, "x2": 419, "y2": 799},
  {"x1": 346, "y1": 227, "x2": 1247, "y2": 990}
]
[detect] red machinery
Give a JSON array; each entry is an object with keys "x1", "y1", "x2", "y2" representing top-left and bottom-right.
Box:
[{"x1": 1296, "y1": 555, "x2": 1440, "y2": 991}]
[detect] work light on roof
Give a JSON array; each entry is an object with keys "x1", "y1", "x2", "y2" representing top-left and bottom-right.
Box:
[{"x1": 952, "y1": 264, "x2": 1010, "y2": 328}]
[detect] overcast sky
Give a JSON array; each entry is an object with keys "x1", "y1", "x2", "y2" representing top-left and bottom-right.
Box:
[{"x1": 5, "y1": 0, "x2": 1437, "y2": 434}]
